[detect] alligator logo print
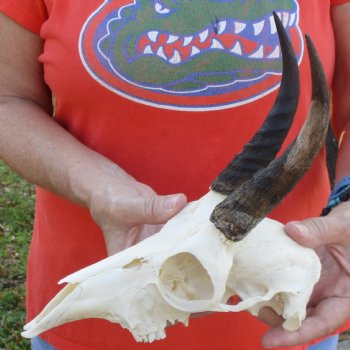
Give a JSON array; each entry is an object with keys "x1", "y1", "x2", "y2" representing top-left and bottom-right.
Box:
[{"x1": 79, "y1": 0, "x2": 303, "y2": 111}]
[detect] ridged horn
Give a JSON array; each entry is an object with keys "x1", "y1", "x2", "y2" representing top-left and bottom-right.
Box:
[
  {"x1": 210, "y1": 35, "x2": 331, "y2": 241},
  {"x1": 211, "y1": 12, "x2": 300, "y2": 195}
]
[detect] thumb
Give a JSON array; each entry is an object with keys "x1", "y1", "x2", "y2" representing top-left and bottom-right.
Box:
[
  {"x1": 285, "y1": 216, "x2": 343, "y2": 249},
  {"x1": 135, "y1": 193, "x2": 187, "y2": 225}
]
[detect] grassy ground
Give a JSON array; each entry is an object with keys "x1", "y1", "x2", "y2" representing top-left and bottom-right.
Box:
[{"x1": 0, "y1": 161, "x2": 33, "y2": 350}]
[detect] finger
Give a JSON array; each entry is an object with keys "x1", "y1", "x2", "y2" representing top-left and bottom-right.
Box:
[
  {"x1": 262, "y1": 297, "x2": 350, "y2": 348},
  {"x1": 258, "y1": 307, "x2": 284, "y2": 328},
  {"x1": 285, "y1": 216, "x2": 344, "y2": 248},
  {"x1": 104, "y1": 227, "x2": 131, "y2": 255},
  {"x1": 136, "y1": 193, "x2": 187, "y2": 225}
]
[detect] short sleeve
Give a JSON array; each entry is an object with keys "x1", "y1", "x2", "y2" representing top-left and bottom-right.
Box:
[
  {"x1": 331, "y1": 0, "x2": 350, "y2": 6},
  {"x1": 0, "y1": 0, "x2": 48, "y2": 35}
]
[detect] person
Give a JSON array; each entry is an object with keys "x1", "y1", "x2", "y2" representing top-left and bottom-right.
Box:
[{"x1": 0, "y1": 1, "x2": 349, "y2": 349}]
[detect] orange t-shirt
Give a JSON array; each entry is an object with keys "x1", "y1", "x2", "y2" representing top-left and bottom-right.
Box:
[{"x1": 1, "y1": 0, "x2": 349, "y2": 349}]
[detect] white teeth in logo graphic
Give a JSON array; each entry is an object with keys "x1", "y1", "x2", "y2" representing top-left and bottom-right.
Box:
[
  {"x1": 253, "y1": 20, "x2": 265, "y2": 36},
  {"x1": 269, "y1": 16, "x2": 278, "y2": 34},
  {"x1": 267, "y1": 46, "x2": 280, "y2": 59},
  {"x1": 230, "y1": 41, "x2": 242, "y2": 55},
  {"x1": 141, "y1": 18, "x2": 296, "y2": 64},
  {"x1": 157, "y1": 46, "x2": 167, "y2": 60},
  {"x1": 240, "y1": 11, "x2": 297, "y2": 36},
  {"x1": 183, "y1": 36, "x2": 193, "y2": 46},
  {"x1": 249, "y1": 45, "x2": 264, "y2": 59},
  {"x1": 199, "y1": 29, "x2": 209, "y2": 43},
  {"x1": 143, "y1": 10, "x2": 298, "y2": 59},
  {"x1": 169, "y1": 50, "x2": 181, "y2": 64},
  {"x1": 141, "y1": 23, "x2": 292, "y2": 64},
  {"x1": 141, "y1": 9, "x2": 299, "y2": 65},
  {"x1": 147, "y1": 31, "x2": 159, "y2": 42},
  {"x1": 191, "y1": 46, "x2": 200, "y2": 57},
  {"x1": 143, "y1": 45, "x2": 153, "y2": 54},
  {"x1": 216, "y1": 21, "x2": 227, "y2": 35},
  {"x1": 167, "y1": 35, "x2": 179, "y2": 44},
  {"x1": 234, "y1": 21, "x2": 246, "y2": 34},
  {"x1": 211, "y1": 39, "x2": 224, "y2": 50}
]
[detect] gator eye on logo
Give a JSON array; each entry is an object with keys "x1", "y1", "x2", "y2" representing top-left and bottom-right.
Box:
[{"x1": 79, "y1": 0, "x2": 303, "y2": 111}]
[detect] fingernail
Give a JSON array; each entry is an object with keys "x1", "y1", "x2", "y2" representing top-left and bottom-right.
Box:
[{"x1": 164, "y1": 196, "x2": 178, "y2": 210}]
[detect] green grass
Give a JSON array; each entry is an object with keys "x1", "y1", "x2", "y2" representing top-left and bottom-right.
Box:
[{"x1": 0, "y1": 160, "x2": 33, "y2": 350}]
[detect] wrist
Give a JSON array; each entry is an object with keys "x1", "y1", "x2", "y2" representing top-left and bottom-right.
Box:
[
  {"x1": 321, "y1": 176, "x2": 350, "y2": 216},
  {"x1": 68, "y1": 152, "x2": 136, "y2": 208}
]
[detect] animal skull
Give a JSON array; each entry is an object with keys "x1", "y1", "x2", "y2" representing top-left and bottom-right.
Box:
[
  {"x1": 22, "y1": 192, "x2": 320, "y2": 342},
  {"x1": 21, "y1": 14, "x2": 330, "y2": 343}
]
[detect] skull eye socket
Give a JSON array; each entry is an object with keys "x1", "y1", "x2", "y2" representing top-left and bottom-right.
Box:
[{"x1": 159, "y1": 253, "x2": 214, "y2": 304}]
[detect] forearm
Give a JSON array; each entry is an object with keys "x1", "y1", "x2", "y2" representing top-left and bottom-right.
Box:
[
  {"x1": 0, "y1": 13, "x2": 137, "y2": 209},
  {"x1": 335, "y1": 127, "x2": 350, "y2": 182},
  {"x1": 0, "y1": 96, "x2": 134, "y2": 208},
  {"x1": 0, "y1": 95, "x2": 187, "y2": 255},
  {"x1": 331, "y1": 4, "x2": 350, "y2": 182}
]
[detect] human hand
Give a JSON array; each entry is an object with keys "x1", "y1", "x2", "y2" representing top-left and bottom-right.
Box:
[
  {"x1": 85, "y1": 159, "x2": 187, "y2": 256},
  {"x1": 259, "y1": 202, "x2": 350, "y2": 348}
]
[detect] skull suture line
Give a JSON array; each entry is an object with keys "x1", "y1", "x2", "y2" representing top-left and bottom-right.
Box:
[{"x1": 22, "y1": 14, "x2": 329, "y2": 343}]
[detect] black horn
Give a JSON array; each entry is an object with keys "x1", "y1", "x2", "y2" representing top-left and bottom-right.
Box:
[
  {"x1": 211, "y1": 12, "x2": 300, "y2": 195},
  {"x1": 210, "y1": 35, "x2": 331, "y2": 241}
]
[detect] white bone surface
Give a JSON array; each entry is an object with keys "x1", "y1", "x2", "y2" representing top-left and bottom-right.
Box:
[{"x1": 22, "y1": 191, "x2": 321, "y2": 342}]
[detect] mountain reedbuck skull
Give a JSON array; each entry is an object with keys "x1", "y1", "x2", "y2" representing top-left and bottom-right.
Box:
[{"x1": 22, "y1": 14, "x2": 330, "y2": 343}]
